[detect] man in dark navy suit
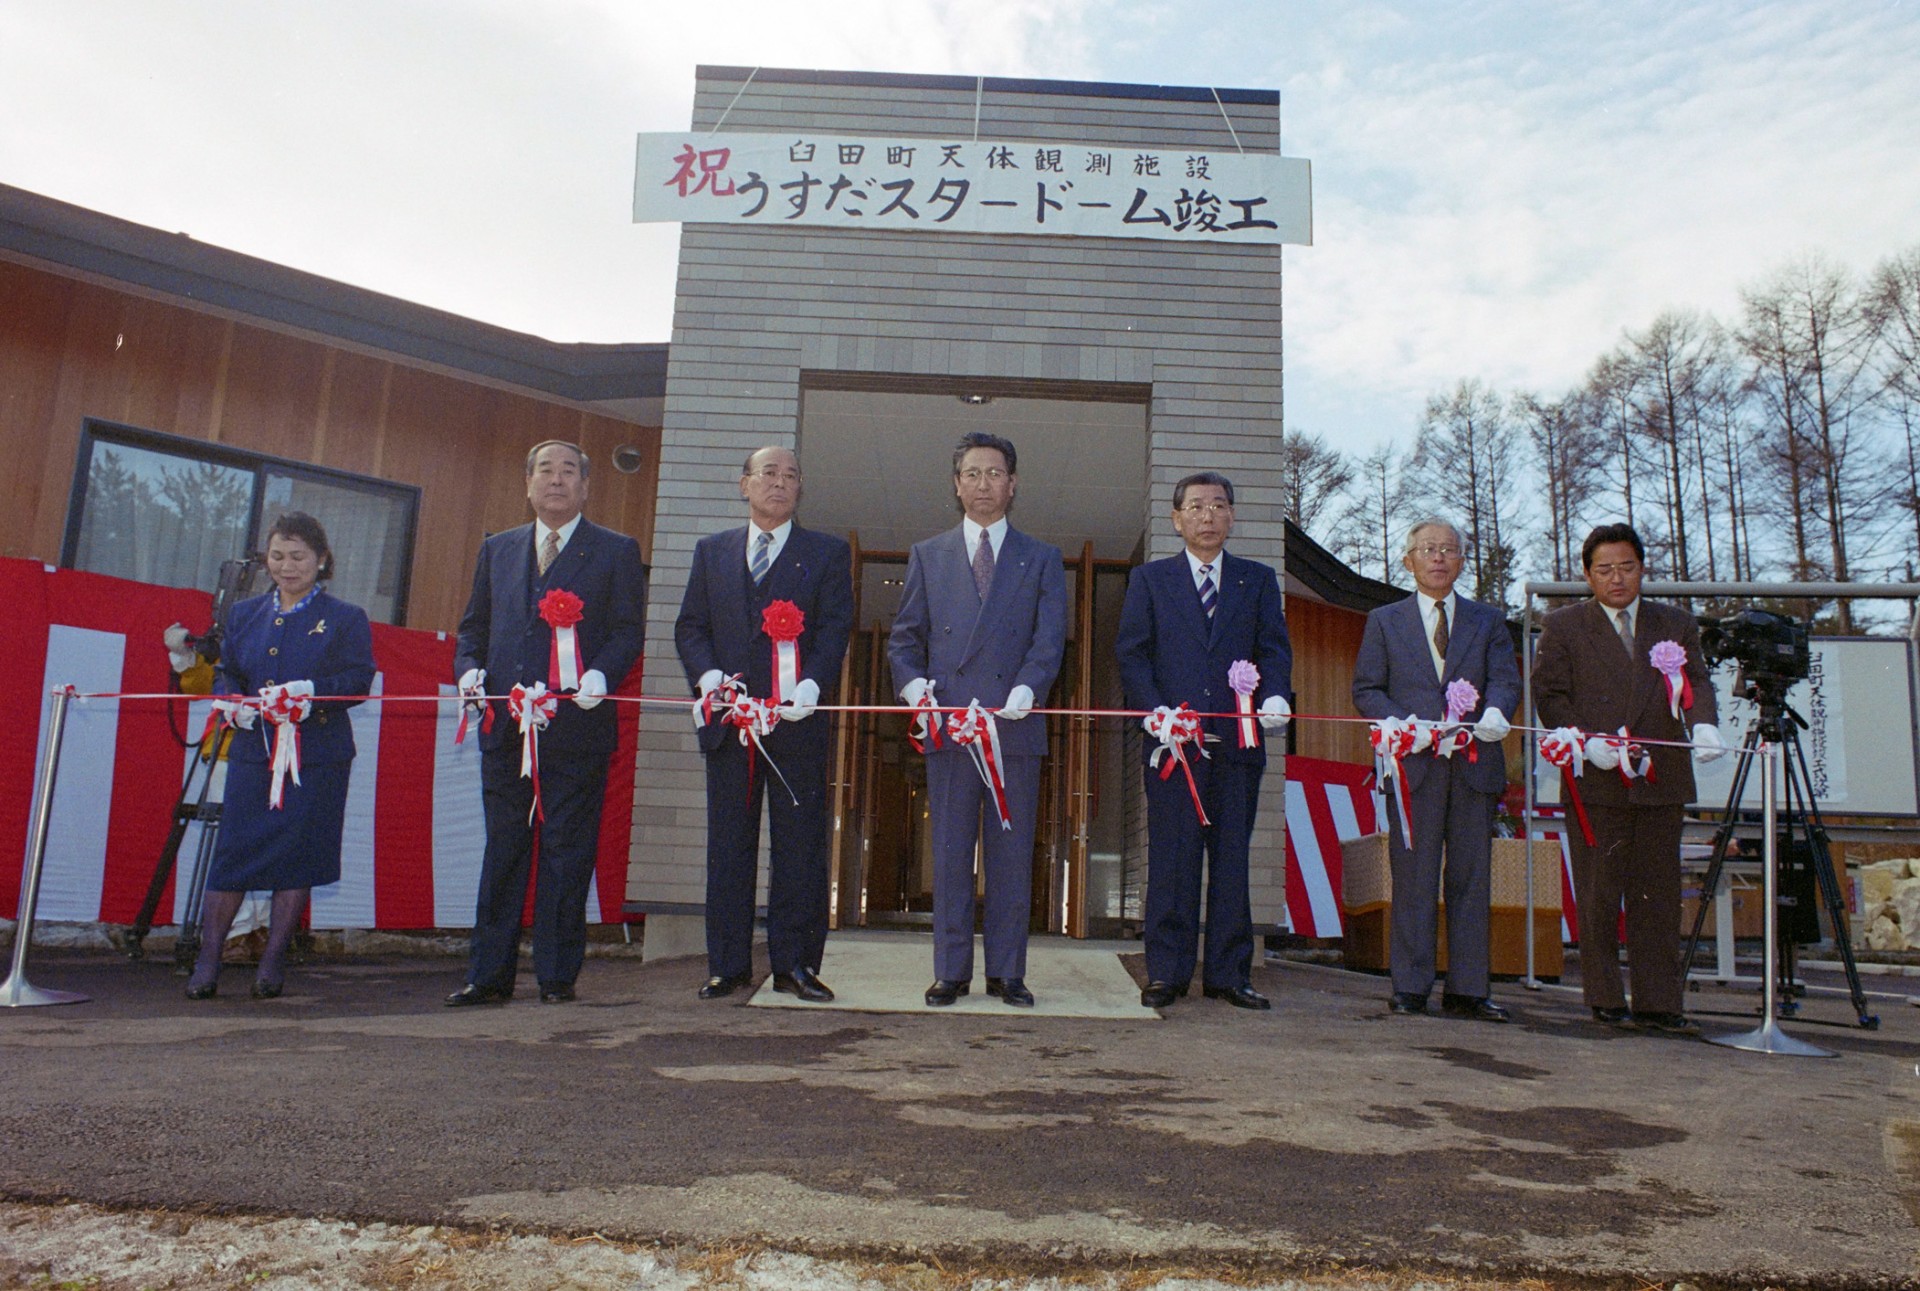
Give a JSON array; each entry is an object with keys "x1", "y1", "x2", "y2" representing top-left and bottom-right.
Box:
[
  {"x1": 1115, "y1": 471, "x2": 1292, "y2": 1011},
  {"x1": 1352, "y1": 517, "x2": 1520, "y2": 1023},
  {"x1": 890, "y1": 432, "x2": 1067, "y2": 1008},
  {"x1": 676, "y1": 446, "x2": 854, "y2": 1003},
  {"x1": 448, "y1": 440, "x2": 648, "y2": 1006}
]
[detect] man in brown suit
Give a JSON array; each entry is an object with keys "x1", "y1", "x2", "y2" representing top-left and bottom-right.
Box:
[{"x1": 1532, "y1": 523, "x2": 1724, "y2": 1036}]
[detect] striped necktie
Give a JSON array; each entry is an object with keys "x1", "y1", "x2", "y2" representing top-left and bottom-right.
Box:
[
  {"x1": 751, "y1": 530, "x2": 773, "y2": 586},
  {"x1": 1199, "y1": 564, "x2": 1217, "y2": 619},
  {"x1": 538, "y1": 530, "x2": 560, "y2": 576},
  {"x1": 972, "y1": 530, "x2": 994, "y2": 600}
]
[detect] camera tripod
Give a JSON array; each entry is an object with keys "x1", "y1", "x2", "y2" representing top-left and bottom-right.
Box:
[
  {"x1": 125, "y1": 722, "x2": 230, "y2": 970},
  {"x1": 1681, "y1": 697, "x2": 1878, "y2": 1029}
]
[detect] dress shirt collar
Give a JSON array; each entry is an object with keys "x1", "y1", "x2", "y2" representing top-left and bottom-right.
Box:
[
  {"x1": 1185, "y1": 547, "x2": 1226, "y2": 585},
  {"x1": 963, "y1": 516, "x2": 1008, "y2": 559},
  {"x1": 1607, "y1": 596, "x2": 1642, "y2": 633},
  {"x1": 746, "y1": 518, "x2": 793, "y2": 570},
  {"x1": 537, "y1": 513, "x2": 583, "y2": 554},
  {"x1": 1422, "y1": 589, "x2": 1457, "y2": 625}
]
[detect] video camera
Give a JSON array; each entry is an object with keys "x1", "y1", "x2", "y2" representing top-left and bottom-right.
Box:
[
  {"x1": 179, "y1": 557, "x2": 263, "y2": 666},
  {"x1": 1698, "y1": 608, "x2": 1810, "y2": 703}
]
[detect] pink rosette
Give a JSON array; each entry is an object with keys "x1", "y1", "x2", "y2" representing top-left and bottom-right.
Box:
[
  {"x1": 1443, "y1": 679, "x2": 1480, "y2": 725},
  {"x1": 1649, "y1": 640, "x2": 1692, "y2": 719},
  {"x1": 1436, "y1": 678, "x2": 1480, "y2": 762},
  {"x1": 1227, "y1": 659, "x2": 1260, "y2": 749}
]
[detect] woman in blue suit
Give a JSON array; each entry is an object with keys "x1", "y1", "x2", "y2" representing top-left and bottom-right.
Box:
[{"x1": 185, "y1": 512, "x2": 375, "y2": 999}]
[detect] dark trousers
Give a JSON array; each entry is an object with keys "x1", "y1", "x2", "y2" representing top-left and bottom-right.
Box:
[
  {"x1": 927, "y1": 750, "x2": 1041, "y2": 982},
  {"x1": 1143, "y1": 756, "x2": 1260, "y2": 990},
  {"x1": 1568, "y1": 803, "x2": 1685, "y2": 1014},
  {"x1": 468, "y1": 742, "x2": 608, "y2": 992},
  {"x1": 1387, "y1": 759, "x2": 1496, "y2": 999},
  {"x1": 703, "y1": 733, "x2": 830, "y2": 978}
]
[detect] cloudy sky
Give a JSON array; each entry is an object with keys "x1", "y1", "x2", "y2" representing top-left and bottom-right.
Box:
[{"x1": 3, "y1": 0, "x2": 1916, "y2": 451}]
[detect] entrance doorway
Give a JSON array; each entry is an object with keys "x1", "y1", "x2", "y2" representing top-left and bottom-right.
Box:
[{"x1": 795, "y1": 379, "x2": 1149, "y2": 938}]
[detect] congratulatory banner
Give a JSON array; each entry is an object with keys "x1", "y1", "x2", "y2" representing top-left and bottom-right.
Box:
[{"x1": 633, "y1": 132, "x2": 1312, "y2": 245}]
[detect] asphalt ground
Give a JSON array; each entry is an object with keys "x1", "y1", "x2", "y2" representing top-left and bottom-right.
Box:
[{"x1": 1, "y1": 937, "x2": 1917, "y2": 1288}]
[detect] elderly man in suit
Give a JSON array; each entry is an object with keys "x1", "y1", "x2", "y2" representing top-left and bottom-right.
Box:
[
  {"x1": 1533, "y1": 522, "x2": 1723, "y2": 1036},
  {"x1": 676, "y1": 446, "x2": 854, "y2": 1003},
  {"x1": 447, "y1": 440, "x2": 648, "y2": 1006},
  {"x1": 1115, "y1": 471, "x2": 1293, "y2": 1011},
  {"x1": 1352, "y1": 517, "x2": 1521, "y2": 1022},
  {"x1": 890, "y1": 431, "x2": 1067, "y2": 1008}
]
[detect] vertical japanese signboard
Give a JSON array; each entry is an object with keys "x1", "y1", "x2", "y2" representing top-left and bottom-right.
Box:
[{"x1": 633, "y1": 132, "x2": 1312, "y2": 245}]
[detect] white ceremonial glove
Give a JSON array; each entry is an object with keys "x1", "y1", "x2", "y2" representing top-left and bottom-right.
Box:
[
  {"x1": 258, "y1": 681, "x2": 313, "y2": 722},
  {"x1": 997, "y1": 683, "x2": 1035, "y2": 721},
  {"x1": 1472, "y1": 706, "x2": 1511, "y2": 742},
  {"x1": 1143, "y1": 704, "x2": 1173, "y2": 736},
  {"x1": 574, "y1": 669, "x2": 608, "y2": 710},
  {"x1": 777, "y1": 676, "x2": 820, "y2": 722},
  {"x1": 163, "y1": 623, "x2": 198, "y2": 674},
  {"x1": 902, "y1": 677, "x2": 932, "y2": 707},
  {"x1": 458, "y1": 667, "x2": 486, "y2": 698},
  {"x1": 696, "y1": 669, "x2": 725, "y2": 697},
  {"x1": 1258, "y1": 694, "x2": 1291, "y2": 730},
  {"x1": 211, "y1": 697, "x2": 257, "y2": 730},
  {"x1": 285, "y1": 680, "x2": 315, "y2": 701},
  {"x1": 1692, "y1": 723, "x2": 1728, "y2": 764},
  {"x1": 1405, "y1": 718, "x2": 1435, "y2": 753},
  {"x1": 1583, "y1": 735, "x2": 1621, "y2": 771}
]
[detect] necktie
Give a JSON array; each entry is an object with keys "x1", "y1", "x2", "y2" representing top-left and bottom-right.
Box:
[
  {"x1": 1199, "y1": 564, "x2": 1217, "y2": 620},
  {"x1": 1432, "y1": 599, "x2": 1449, "y2": 666},
  {"x1": 751, "y1": 530, "x2": 773, "y2": 586},
  {"x1": 538, "y1": 530, "x2": 560, "y2": 576},
  {"x1": 1616, "y1": 608, "x2": 1636, "y2": 661},
  {"x1": 973, "y1": 530, "x2": 995, "y2": 600}
]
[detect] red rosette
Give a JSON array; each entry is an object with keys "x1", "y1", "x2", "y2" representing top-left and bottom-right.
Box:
[
  {"x1": 761, "y1": 599, "x2": 805, "y2": 642},
  {"x1": 539, "y1": 588, "x2": 584, "y2": 629}
]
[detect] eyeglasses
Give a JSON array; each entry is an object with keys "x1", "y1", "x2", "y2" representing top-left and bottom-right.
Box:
[
  {"x1": 1178, "y1": 502, "x2": 1232, "y2": 518},
  {"x1": 1590, "y1": 561, "x2": 1641, "y2": 578},
  {"x1": 1411, "y1": 544, "x2": 1462, "y2": 559},
  {"x1": 958, "y1": 467, "x2": 1008, "y2": 484},
  {"x1": 749, "y1": 468, "x2": 800, "y2": 485}
]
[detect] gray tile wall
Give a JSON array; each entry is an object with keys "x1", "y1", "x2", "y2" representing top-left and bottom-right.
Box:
[{"x1": 629, "y1": 69, "x2": 1292, "y2": 929}]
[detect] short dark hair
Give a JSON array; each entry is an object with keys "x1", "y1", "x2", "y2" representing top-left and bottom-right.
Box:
[
  {"x1": 525, "y1": 440, "x2": 590, "y2": 478},
  {"x1": 1581, "y1": 522, "x2": 1645, "y2": 569},
  {"x1": 264, "y1": 511, "x2": 334, "y2": 580},
  {"x1": 1172, "y1": 471, "x2": 1235, "y2": 510},
  {"x1": 951, "y1": 431, "x2": 1017, "y2": 477}
]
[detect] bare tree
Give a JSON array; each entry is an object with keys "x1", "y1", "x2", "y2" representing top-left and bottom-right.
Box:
[
  {"x1": 1332, "y1": 444, "x2": 1406, "y2": 585},
  {"x1": 1514, "y1": 389, "x2": 1603, "y2": 579},
  {"x1": 1624, "y1": 309, "x2": 1731, "y2": 581},
  {"x1": 1275, "y1": 430, "x2": 1355, "y2": 533},
  {"x1": 1409, "y1": 378, "x2": 1522, "y2": 607},
  {"x1": 1867, "y1": 245, "x2": 1920, "y2": 563}
]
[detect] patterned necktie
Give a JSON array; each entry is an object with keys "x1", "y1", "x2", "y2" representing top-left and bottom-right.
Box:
[
  {"x1": 538, "y1": 530, "x2": 560, "y2": 576},
  {"x1": 973, "y1": 530, "x2": 995, "y2": 600},
  {"x1": 1432, "y1": 598, "x2": 1450, "y2": 659},
  {"x1": 1199, "y1": 564, "x2": 1217, "y2": 619},
  {"x1": 751, "y1": 530, "x2": 773, "y2": 586},
  {"x1": 1616, "y1": 608, "x2": 1636, "y2": 660}
]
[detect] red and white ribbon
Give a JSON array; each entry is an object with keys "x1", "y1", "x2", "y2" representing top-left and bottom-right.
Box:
[
  {"x1": 1601, "y1": 725, "x2": 1655, "y2": 786},
  {"x1": 694, "y1": 674, "x2": 745, "y2": 729},
  {"x1": 1227, "y1": 660, "x2": 1261, "y2": 751},
  {"x1": 907, "y1": 683, "x2": 943, "y2": 754},
  {"x1": 1649, "y1": 640, "x2": 1692, "y2": 720},
  {"x1": 761, "y1": 600, "x2": 806, "y2": 705},
  {"x1": 1538, "y1": 725, "x2": 1597, "y2": 846},
  {"x1": 258, "y1": 684, "x2": 311, "y2": 810},
  {"x1": 509, "y1": 682, "x2": 559, "y2": 823},
  {"x1": 538, "y1": 589, "x2": 586, "y2": 693},
  {"x1": 721, "y1": 692, "x2": 797, "y2": 806},
  {"x1": 1368, "y1": 717, "x2": 1425, "y2": 850},
  {"x1": 947, "y1": 701, "x2": 1012, "y2": 831},
  {"x1": 1146, "y1": 704, "x2": 1212, "y2": 826},
  {"x1": 454, "y1": 686, "x2": 493, "y2": 746},
  {"x1": 1435, "y1": 679, "x2": 1480, "y2": 763}
]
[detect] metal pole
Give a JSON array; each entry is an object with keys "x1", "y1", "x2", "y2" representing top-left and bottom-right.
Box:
[
  {"x1": 1521, "y1": 593, "x2": 1539, "y2": 989},
  {"x1": 1710, "y1": 741, "x2": 1831, "y2": 1057},
  {"x1": 0, "y1": 687, "x2": 90, "y2": 1008}
]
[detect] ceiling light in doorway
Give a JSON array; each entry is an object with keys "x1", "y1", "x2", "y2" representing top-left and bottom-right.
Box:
[{"x1": 956, "y1": 393, "x2": 994, "y2": 406}]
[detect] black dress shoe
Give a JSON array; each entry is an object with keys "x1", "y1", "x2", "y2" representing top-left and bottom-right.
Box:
[
  {"x1": 1441, "y1": 993, "x2": 1510, "y2": 1023},
  {"x1": 1204, "y1": 983, "x2": 1271, "y2": 1010},
  {"x1": 538, "y1": 984, "x2": 576, "y2": 1004},
  {"x1": 445, "y1": 983, "x2": 512, "y2": 1007},
  {"x1": 772, "y1": 966, "x2": 834, "y2": 1003},
  {"x1": 250, "y1": 978, "x2": 283, "y2": 1000},
  {"x1": 989, "y1": 977, "x2": 1034, "y2": 1007},
  {"x1": 1389, "y1": 992, "x2": 1428, "y2": 1015},
  {"x1": 924, "y1": 979, "x2": 970, "y2": 1007},
  {"x1": 184, "y1": 981, "x2": 218, "y2": 1001},
  {"x1": 1591, "y1": 1005, "x2": 1635, "y2": 1027},
  {"x1": 1634, "y1": 1010, "x2": 1702, "y2": 1037},
  {"x1": 698, "y1": 972, "x2": 752, "y2": 1000},
  {"x1": 1141, "y1": 980, "x2": 1184, "y2": 1009}
]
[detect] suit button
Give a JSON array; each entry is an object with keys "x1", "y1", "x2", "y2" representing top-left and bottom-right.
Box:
[
  {"x1": 269, "y1": 647, "x2": 279, "y2": 656},
  {"x1": 273, "y1": 617, "x2": 284, "y2": 626}
]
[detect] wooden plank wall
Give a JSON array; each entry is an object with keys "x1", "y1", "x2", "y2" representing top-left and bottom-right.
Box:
[
  {"x1": 1287, "y1": 596, "x2": 1373, "y2": 766},
  {"x1": 0, "y1": 258, "x2": 661, "y2": 632}
]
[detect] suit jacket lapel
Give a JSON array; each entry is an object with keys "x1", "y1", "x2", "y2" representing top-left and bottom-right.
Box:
[
  {"x1": 716, "y1": 526, "x2": 753, "y2": 640},
  {"x1": 765, "y1": 525, "x2": 809, "y2": 605},
  {"x1": 1168, "y1": 557, "x2": 1211, "y2": 652},
  {"x1": 1440, "y1": 596, "x2": 1473, "y2": 680}
]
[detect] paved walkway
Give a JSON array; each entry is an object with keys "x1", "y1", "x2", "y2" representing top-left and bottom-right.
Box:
[{"x1": 1, "y1": 935, "x2": 1916, "y2": 1285}]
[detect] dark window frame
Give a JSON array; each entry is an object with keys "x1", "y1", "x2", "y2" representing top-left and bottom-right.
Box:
[{"x1": 61, "y1": 419, "x2": 421, "y2": 625}]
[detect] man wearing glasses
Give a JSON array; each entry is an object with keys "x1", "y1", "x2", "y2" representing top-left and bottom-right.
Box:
[
  {"x1": 677, "y1": 446, "x2": 853, "y2": 1003},
  {"x1": 1115, "y1": 471, "x2": 1292, "y2": 1011},
  {"x1": 1533, "y1": 522, "x2": 1723, "y2": 1036},
  {"x1": 891, "y1": 432, "x2": 1067, "y2": 1008},
  {"x1": 1352, "y1": 518, "x2": 1520, "y2": 1022}
]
